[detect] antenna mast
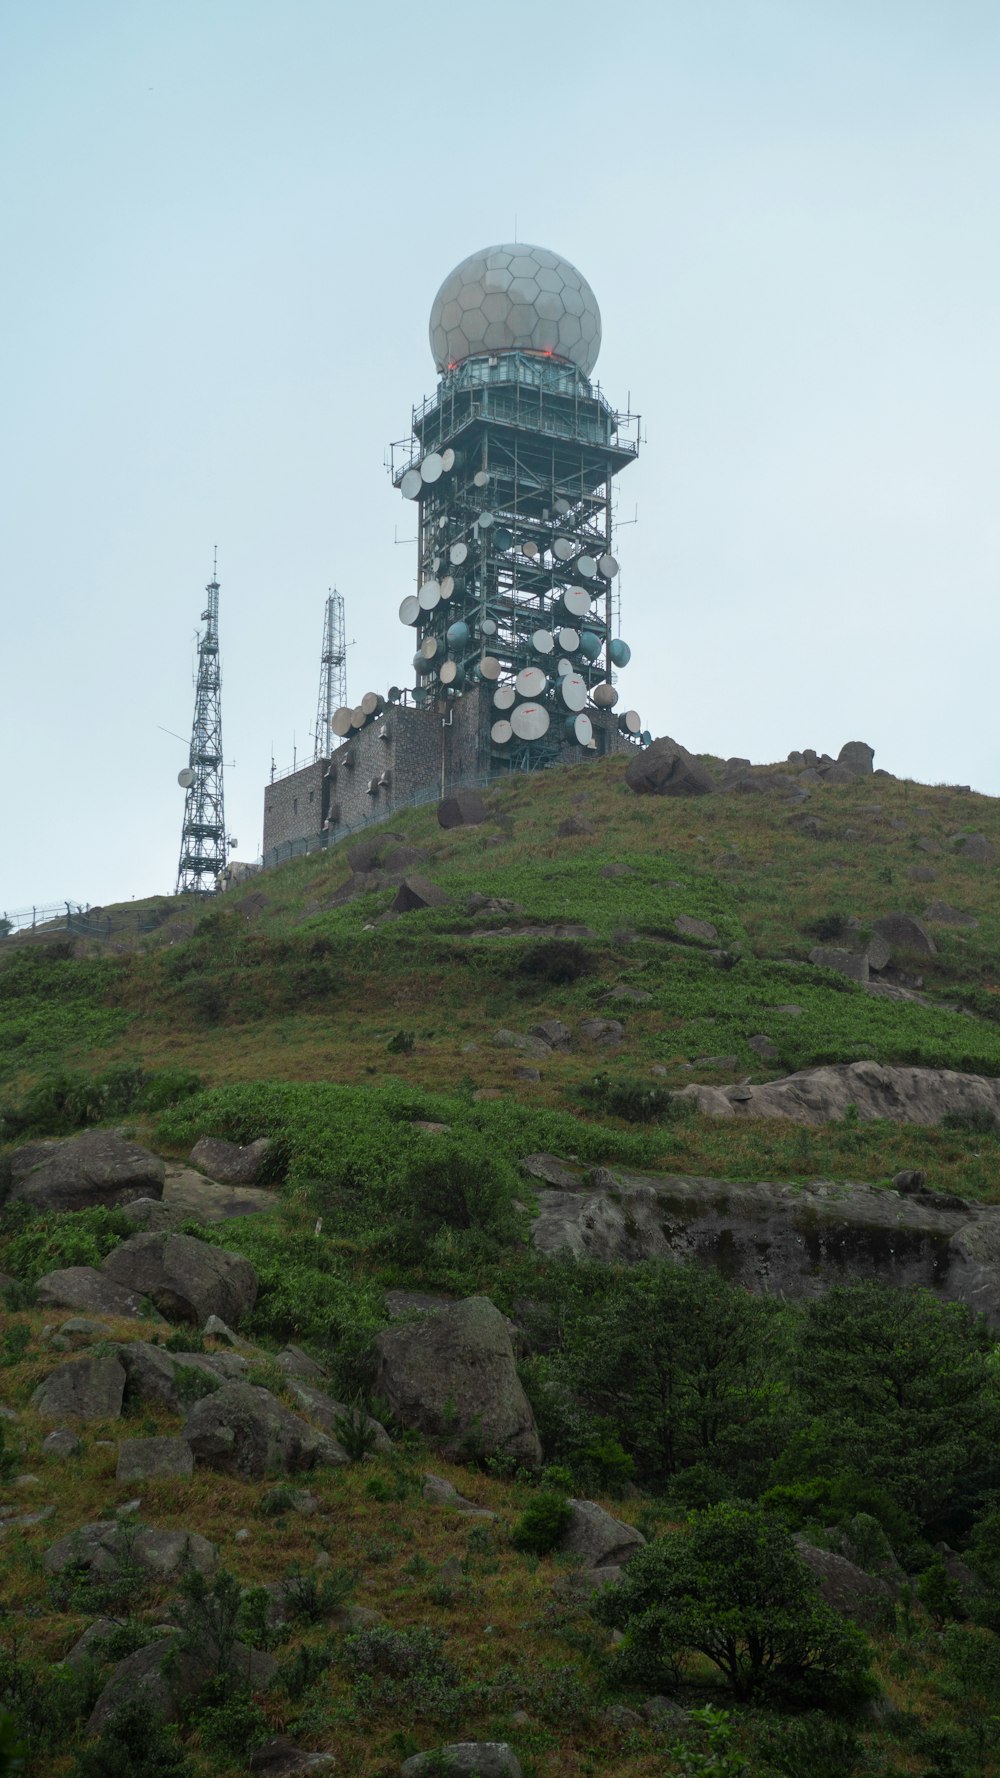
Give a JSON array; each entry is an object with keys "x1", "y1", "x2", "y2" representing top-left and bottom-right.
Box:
[
  {"x1": 176, "y1": 553, "x2": 227, "y2": 892},
  {"x1": 314, "y1": 589, "x2": 347, "y2": 759}
]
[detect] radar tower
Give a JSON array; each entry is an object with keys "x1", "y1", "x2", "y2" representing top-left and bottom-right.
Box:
[{"x1": 176, "y1": 553, "x2": 227, "y2": 893}]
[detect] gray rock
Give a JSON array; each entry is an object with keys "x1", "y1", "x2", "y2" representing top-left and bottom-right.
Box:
[
  {"x1": 578, "y1": 1018, "x2": 624, "y2": 1047},
  {"x1": 924, "y1": 900, "x2": 979, "y2": 927},
  {"x1": 116, "y1": 1340, "x2": 186, "y2": 1413},
  {"x1": 559, "y1": 1500, "x2": 646, "y2": 1568},
  {"x1": 514, "y1": 1066, "x2": 541, "y2": 1082},
  {"x1": 116, "y1": 1438, "x2": 194, "y2": 1482},
  {"x1": 907, "y1": 864, "x2": 937, "y2": 883},
  {"x1": 8, "y1": 1131, "x2": 165, "y2": 1215},
  {"x1": 183, "y1": 1381, "x2": 348, "y2": 1479},
  {"x1": 521, "y1": 1154, "x2": 580, "y2": 1188},
  {"x1": 865, "y1": 934, "x2": 892, "y2": 972},
  {"x1": 59, "y1": 1317, "x2": 113, "y2": 1339},
  {"x1": 556, "y1": 816, "x2": 595, "y2": 837},
  {"x1": 276, "y1": 1343, "x2": 327, "y2": 1378},
  {"x1": 954, "y1": 833, "x2": 995, "y2": 863},
  {"x1": 422, "y1": 1473, "x2": 495, "y2": 1516},
  {"x1": 101, "y1": 1232, "x2": 258, "y2": 1326},
  {"x1": 675, "y1": 914, "x2": 719, "y2": 943},
  {"x1": 188, "y1": 1136, "x2": 274, "y2": 1186},
  {"x1": 624, "y1": 735, "x2": 717, "y2": 798},
  {"x1": 44, "y1": 1522, "x2": 217, "y2": 1582},
  {"x1": 400, "y1": 1745, "x2": 522, "y2": 1778},
  {"x1": 602, "y1": 986, "x2": 652, "y2": 1005},
  {"x1": 86, "y1": 1633, "x2": 276, "y2": 1735},
  {"x1": 31, "y1": 1354, "x2": 126, "y2": 1422},
  {"x1": 285, "y1": 1379, "x2": 392, "y2": 1454},
  {"x1": 391, "y1": 874, "x2": 448, "y2": 913},
  {"x1": 748, "y1": 1035, "x2": 779, "y2": 1061},
  {"x1": 694, "y1": 1055, "x2": 739, "y2": 1071},
  {"x1": 373, "y1": 1296, "x2": 541, "y2": 1467},
  {"x1": 59, "y1": 1617, "x2": 123, "y2": 1669},
  {"x1": 249, "y1": 1739, "x2": 337, "y2": 1775},
  {"x1": 438, "y1": 789, "x2": 488, "y2": 829},
  {"x1": 491, "y1": 1029, "x2": 549, "y2": 1058},
  {"x1": 602, "y1": 863, "x2": 635, "y2": 878},
  {"x1": 794, "y1": 1537, "x2": 896, "y2": 1627},
  {"x1": 35, "y1": 1267, "x2": 158, "y2": 1322},
  {"x1": 837, "y1": 742, "x2": 875, "y2": 775},
  {"x1": 552, "y1": 1563, "x2": 623, "y2": 1603},
  {"x1": 204, "y1": 1314, "x2": 251, "y2": 1347},
  {"x1": 42, "y1": 1426, "x2": 82, "y2": 1458},
  {"x1": 872, "y1": 913, "x2": 937, "y2": 957},
  {"x1": 809, "y1": 946, "x2": 869, "y2": 983},
  {"x1": 118, "y1": 1197, "x2": 190, "y2": 1232},
  {"x1": 529, "y1": 1019, "x2": 571, "y2": 1050}
]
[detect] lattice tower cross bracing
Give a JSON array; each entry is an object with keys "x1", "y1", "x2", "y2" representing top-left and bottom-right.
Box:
[
  {"x1": 314, "y1": 590, "x2": 347, "y2": 760},
  {"x1": 176, "y1": 567, "x2": 227, "y2": 893}
]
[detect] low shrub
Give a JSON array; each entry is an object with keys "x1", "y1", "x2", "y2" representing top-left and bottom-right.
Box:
[
  {"x1": 0, "y1": 1205, "x2": 131, "y2": 1285},
  {"x1": 516, "y1": 940, "x2": 597, "y2": 985},
  {"x1": 511, "y1": 1490, "x2": 572, "y2": 1555}
]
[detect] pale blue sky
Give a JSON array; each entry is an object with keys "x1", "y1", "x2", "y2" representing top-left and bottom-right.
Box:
[{"x1": 3, "y1": 1, "x2": 999, "y2": 909}]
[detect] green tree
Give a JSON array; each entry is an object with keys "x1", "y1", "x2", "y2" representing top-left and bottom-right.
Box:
[
  {"x1": 593, "y1": 1501, "x2": 873, "y2": 1702},
  {"x1": 791, "y1": 1285, "x2": 1000, "y2": 1531},
  {"x1": 565, "y1": 1262, "x2": 791, "y2": 1492}
]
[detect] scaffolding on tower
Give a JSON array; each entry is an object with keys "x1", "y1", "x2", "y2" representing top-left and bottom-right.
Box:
[
  {"x1": 314, "y1": 589, "x2": 347, "y2": 759},
  {"x1": 176, "y1": 555, "x2": 227, "y2": 893}
]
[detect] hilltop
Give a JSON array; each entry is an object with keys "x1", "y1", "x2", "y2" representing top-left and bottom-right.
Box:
[{"x1": 4, "y1": 740, "x2": 1000, "y2": 1778}]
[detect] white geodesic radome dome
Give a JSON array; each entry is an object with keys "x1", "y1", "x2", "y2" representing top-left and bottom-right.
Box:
[{"x1": 429, "y1": 244, "x2": 601, "y2": 377}]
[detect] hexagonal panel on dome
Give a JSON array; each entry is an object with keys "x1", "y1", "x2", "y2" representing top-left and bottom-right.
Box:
[{"x1": 428, "y1": 243, "x2": 601, "y2": 374}]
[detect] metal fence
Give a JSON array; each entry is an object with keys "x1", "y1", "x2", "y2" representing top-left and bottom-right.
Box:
[{"x1": 0, "y1": 902, "x2": 173, "y2": 943}]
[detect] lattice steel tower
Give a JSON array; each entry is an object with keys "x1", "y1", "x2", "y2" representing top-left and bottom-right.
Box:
[
  {"x1": 176, "y1": 557, "x2": 227, "y2": 893},
  {"x1": 314, "y1": 590, "x2": 347, "y2": 759}
]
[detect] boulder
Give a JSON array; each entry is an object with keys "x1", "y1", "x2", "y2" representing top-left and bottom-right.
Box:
[
  {"x1": 347, "y1": 833, "x2": 405, "y2": 874},
  {"x1": 183, "y1": 1381, "x2": 348, "y2": 1479},
  {"x1": 556, "y1": 817, "x2": 595, "y2": 837},
  {"x1": 59, "y1": 1617, "x2": 123, "y2": 1669},
  {"x1": 552, "y1": 1564, "x2": 624, "y2": 1604},
  {"x1": 624, "y1": 736, "x2": 717, "y2": 798},
  {"x1": 31, "y1": 1354, "x2": 125, "y2": 1421},
  {"x1": 34, "y1": 1267, "x2": 158, "y2": 1322},
  {"x1": 521, "y1": 1154, "x2": 580, "y2": 1188},
  {"x1": 578, "y1": 1018, "x2": 624, "y2": 1047},
  {"x1": 400, "y1": 1747, "x2": 522, "y2": 1778},
  {"x1": 491, "y1": 1029, "x2": 549, "y2": 1058},
  {"x1": 438, "y1": 789, "x2": 488, "y2": 829},
  {"x1": 872, "y1": 913, "x2": 937, "y2": 957},
  {"x1": 275, "y1": 1343, "x2": 327, "y2": 1379},
  {"x1": 249, "y1": 1740, "x2": 337, "y2": 1775},
  {"x1": 44, "y1": 1522, "x2": 216, "y2": 1582},
  {"x1": 100, "y1": 1233, "x2": 258, "y2": 1326},
  {"x1": 907, "y1": 864, "x2": 937, "y2": 883},
  {"x1": 188, "y1": 1137, "x2": 274, "y2": 1186},
  {"x1": 748, "y1": 1035, "x2": 779, "y2": 1061},
  {"x1": 391, "y1": 874, "x2": 448, "y2": 914},
  {"x1": 373, "y1": 1296, "x2": 542, "y2": 1466},
  {"x1": 529, "y1": 1019, "x2": 571, "y2": 1050},
  {"x1": 285, "y1": 1379, "x2": 392, "y2": 1454},
  {"x1": 865, "y1": 934, "x2": 892, "y2": 972},
  {"x1": 117, "y1": 1340, "x2": 187, "y2": 1413},
  {"x1": 42, "y1": 1426, "x2": 82, "y2": 1458},
  {"x1": 809, "y1": 946, "x2": 869, "y2": 983},
  {"x1": 794, "y1": 1537, "x2": 896, "y2": 1627},
  {"x1": 924, "y1": 901, "x2": 979, "y2": 928},
  {"x1": 86, "y1": 1634, "x2": 276, "y2": 1735},
  {"x1": 116, "y1": 1438, "x2": 194, "y2": 1482},
  {"x1": 559, "y1": 1500, "x2": 646, "y2": 1569},
  {"x1": 954, "y1": 833, "x2": 995, "y2": 863},
  {"x1": 8, "y1": 1131, "x2": 165, "y2": 1214},
  {"x1": 675, "y1": 915, "x2": 719, "y2": 943},
  {"x1": 837, "y1": 742, "x2": 875, "y2": 774},
  {"x1": 118, "y1": 1197, "x2": 190, "y2": 1232}
]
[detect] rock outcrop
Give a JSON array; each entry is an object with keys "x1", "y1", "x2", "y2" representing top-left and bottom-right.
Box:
[
  {"x1": 100, "y1": 1232, "x2": 258, "y2": 1326},
  {"x1": 8, "y1": 1131, "x2": 165, "y2": 1214},
  {"x1": 624, "y1": 735, "x2": 717, "y2": 798},
  {"x1": 373, "y1": 1296, "x2": 542, "y2": 1467},
  {"x1": 183, "y1": 1381, "x2": 348, "y2": 1479},
  {"x1": 188, "y1": 1136, "x2": 275, "y2": 1185},
  {"x1": 673, "y1": 1060, "x2": 1000, "y2": 1127}
]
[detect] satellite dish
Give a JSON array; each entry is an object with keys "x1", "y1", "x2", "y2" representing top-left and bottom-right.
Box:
[
  {"x1": 401, "y1": 468, "x2": 422, "y2": 500},
  {"x1": 331, "y1": 706, "x2": 355, "y2": 736},
  {"x1": 441, "y1": 447, "x2": 461, "y2": 472},
  {"x1": 562, "y1": 588, "x2": 590, "y2": 620},
  {"x1": 449, "y1": 541, "x2": 468, "y2": 566},
  {"x1": 560, "y1": 673, "x2": 588, "y2": 713},
  {"x1": 493, "y1": 527, "x2": 513, "y2": 551},
  {"x1": 431, "y1": 555, "x2": 441, "y2": 573},
  {"x1": 554, "y1": 496, "x2": 572, "y2": 515},
  {"x1": 511, "y1": 701, "x2": 550, "y2": 741},
  {"x1": 446, "y1": 620, "x2": 470, "y2": 648},
  {"x1": 473, "y1": 469, "x2": 489, "y2": 488},
  {"x1": 477, "y1": 510, "x2": 495, "y2": 528},
  {"x1": 591, "y1": 682, "x2": 618, "y2": 708},
  {"x1": 619, "y1": 709, "x2": 642, "y2": 734},
  {"x1": 553, "y1": 537, "x2": 575, "y2": 561},
  {"x1": 420, "y1": 636, "x2": 439, "y2": 660},
  {"x1": 557, "y1": 627, "x2": 580, "y2": 653},
  {"x1": 532, "y1": 629, "x2": 555, "y2": 655},
  {"x1": 420, "y1": 451, "x2": 444, "y2": 484},
  {"x1": 579, "y1": 629, "x2": 603, "y2": 661},
  {"x1": 491, "y1": 718, "x2": 514, "y2": 746},
  {"x1": 479, "y1": 655, "x2": 501, "y2": 681},
  {"x1": 515, "y1": 664, "x2": 547, "y2": 699},
  {"x1": 351, "y1": 704, "x2": 367, "y2": 728},
  {"x1": 437, "y1": 515, "x2": 448, "y2": 529},
  {"x1": 439, "y1": 574, "x2": 455, "y2": 599},
  {"x1": 418, "y1": 579, "x2": 441, "y2": 610},
  {"x1": 598, "y1": 553, "x2": 619, "y2": 579},
  {"x1": 493, "y1": 685, "x2": 516, "y2": 711},
  {"x1": 521, "y1": 539, "x2": 539, "y2": 560},
  {"x1": 361, "y1": 691, "x2": 383, "y2": 717},
  {"x1": 556, "y1": 657, "x2": 572, "y2": 677},
  {"x1": 440, "y1": 660, "x2": 464, "y2": 687},
  {"x1": 609, "y1": 637, "x2": 631, "y2": 667},
  {"x1": 177, "y1": 767, "x2": 195, "y2": 789},
  {"x1": 573, "y1": 712, "x2": 593, "y2": 746},
  {"x1": 577, "y1": 555, "x2": 598, "y2": 580},
  {"x1": 480, "y1": 617, "x2": 497, "y2": 637}
]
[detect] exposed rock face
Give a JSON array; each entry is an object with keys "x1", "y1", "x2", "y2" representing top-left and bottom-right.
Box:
[
  {"x1": 373, "y1": 1296, "x2": 542, "y2": 1467},
  {"x1": 86, "y1": 1634, "x2": 276, "y2": 1735},
  {"x1": 116, "y1": 1437, "x2": 194, "y2": 1482},
  {"x1": 284, "y1": 1379, "x2": 393, "y2": 1455},
  {"x1": 556, "y1": 816, "x2": 595, "y2": 837},
  {"x1": 44, "y1": 1522, "x2": 217, "y2": 1582},
  {"x1": 438, "y1": 788, "x2": 488, "y2": 828},
  {"x1": 674, "y1": 1060, "x2": 1000, "y2": 1128},
  {"x1": 529, "y1": 1162, "x2": 1000, "y2": 1324},
  {"x1": 31, "y1": 1354, "x2": 126, "y2": 1421},
  {"x1": 954, "y1": 833, "x2": 995, "y2": 863},
  {"x1": 559, "y1": 1500, "x2": 646, "y2": 1568},
  {"x1": 391, "y1": 874, "x2": 448, "y2": 913},
  {"x1": 188, "y1": 1136, "x2": 274, "y2": 1185},
  {"x1": 795, "y1": 1538, "x2": 896, "y2": 1627},
  {"x1": 924, "y1": 900, "x2": 979, "y2": 927},
  {"x1": 809, "y1": 946, "x2": 869, "y2": 983},
  {"x1": 34, "y1": 1267, "x2": 158, "y2": 1321},
  {"x1": 675, "y1": 915, "x2": 719, "y2": 943},
  {"x1": 8, "y1": 1131, "x2": 165, "y2": 1214},
  {"x1": 100, "y1": 1233, "x2": 258, "y2": 1326},
  {"x1": 872, "y1": 913, "x2": 937, "y2": 957},
  {"x1": 400, "y1": 1747, "x2": 522, "y2": 1778},
  {"x1": 183, "y1": 1381, "x2": 348, "y2": 1479},
  {"x1": 624, "y1": 735, "x2": 717, "y2": 798},
  {"x1": 838, "y1": 741, "x2": 875, "y2": 775}
]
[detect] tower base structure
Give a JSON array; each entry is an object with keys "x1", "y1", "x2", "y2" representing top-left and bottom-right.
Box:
[{"x1": 261, "y1": 683, "x2": 634, "y2": 867}]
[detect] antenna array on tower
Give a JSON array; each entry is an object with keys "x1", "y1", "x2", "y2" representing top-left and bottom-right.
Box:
[
  {"x1": 176, "y1": 556, "x2": 227, "y2": 893},
  {"x1": 314, "y1": 590, "x2": 347, "y2": 759}
]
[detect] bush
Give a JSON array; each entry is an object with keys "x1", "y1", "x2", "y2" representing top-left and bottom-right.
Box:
[
  {"x1": 0, "y1": 1065, "x2": 201, "y2": 1140},
  {"x1": 511, "y1": 1491, "x2": 572, "y2": 1555},
  {"x1": 1, "y1": 1205, "x2": 131, "y2": 1286},
  {"x1": 578, "y1": 1073, "x2": 688, "y2": 1123},
  {"x1": 593, "y1": 1502, "x2": 874, "y2": 1703},
  {"x1": 516, "y1": 940, "x2": 596, "y2": 985},
  {"x1": 71, "y1": 1700, "x2": 192, "y2": 1778}
]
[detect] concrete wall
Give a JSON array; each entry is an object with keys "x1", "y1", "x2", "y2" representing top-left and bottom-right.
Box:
[{"x1": 262, "y1": 757, "x2": 331, "y2": 854}]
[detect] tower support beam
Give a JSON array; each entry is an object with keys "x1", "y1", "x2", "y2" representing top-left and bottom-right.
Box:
[{"x1": 176, "y1": 559, "x2": 226, "y2": 894}]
